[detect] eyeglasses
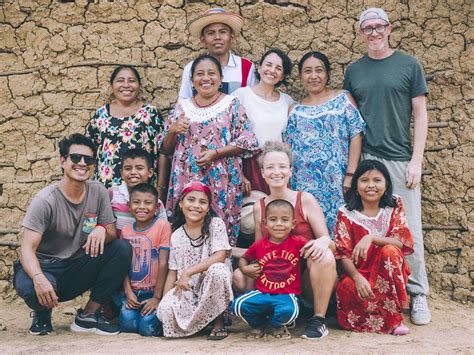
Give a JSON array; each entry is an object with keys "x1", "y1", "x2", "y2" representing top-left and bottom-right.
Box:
[
  {"x1": 361, "y1": 24, "x2": 388, "y2": 35},
  {"x1": 68, "y1": 153, "x2": 95, "y2": 165}
]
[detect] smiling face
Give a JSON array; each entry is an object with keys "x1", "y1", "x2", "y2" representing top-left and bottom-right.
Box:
[
  {"x1": 357, "y1": 169, "x2": 387, "y2": 206},
  {"x1": 300, "y1": 56, "x2": 328, "y2": 94},
  {"x1": 121, "y1": 157, "x2": 153, "y2": 188},
  {"x1": 129, "y1": 191, "x2": 158, "y2": 225},
  {"x1": 111, "y1": 68, "x2": 140, "y2": 104},
  {"x1": 261, "y1": 151, "x2": 292, "y2": 189},
  {"x1": 191, "y1": 59, "x2": 223, "y2": 99},
  {"x1": 360, "y1": 19, "x2": 392, "y2": 54},
  {"x1": 258, "y1": 52, "x2": 285, "y2": 86},
  {"x1": 201, "y1": 23, "x2": 234, "y2": 57},
  {"x1": 61, "y1": 144, "x2": 95, "y2": 183},
  {"x1": 179, "y1": 190, "x2": 210, "y2": 224},
  {"x1": 265, "y1": 204, "x2": 295, "y2": 243}
]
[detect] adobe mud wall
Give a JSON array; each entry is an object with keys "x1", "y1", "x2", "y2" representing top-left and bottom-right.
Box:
[{"x1": 0, "y1": 0, "x2": 472, "y2": 302}]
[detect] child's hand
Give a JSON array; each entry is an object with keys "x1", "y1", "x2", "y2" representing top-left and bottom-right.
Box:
[
  {"x1": 174, "y1": 271, "x2": 191, "y2": 294},
  {"x1": 352, "y1": 235, "x2": 373, "y2": 265},
  {"x1": 141, "y1": 296, "x2": 160, "y2": 316},
  {"x1": 125, "y1": 291, "x2": 140, "y2": 309},
  {"x1": 242, "y1": 264, "x2": 262, "y2": 279},
  {"x1": 354, "y1": 274, "x2": 374, "y2": 300}
]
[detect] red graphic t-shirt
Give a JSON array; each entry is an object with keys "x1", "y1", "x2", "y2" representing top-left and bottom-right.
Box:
[
  {"x1": 122, "y1": 219, "x2": 171, "y2": 292},
  {"x1": 244, "y1": 235, "x2": 307, "y2": 295}
]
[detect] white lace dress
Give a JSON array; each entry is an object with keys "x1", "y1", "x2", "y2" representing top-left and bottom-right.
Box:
[{"x1": 157, "y1": 217, "x2": 233, "y2": 337}]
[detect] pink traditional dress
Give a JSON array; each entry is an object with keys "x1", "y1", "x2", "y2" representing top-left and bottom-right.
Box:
[
  {"x1": 162, "y1": 95, "x2": 258, "y2": 246},
  {"x1": 335, "y1": 196, "x2": 414, "y2": 334}
]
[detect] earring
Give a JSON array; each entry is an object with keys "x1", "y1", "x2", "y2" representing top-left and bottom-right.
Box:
[{"x1": 219, "y1": 83, "x2": 223, "y2": 89}]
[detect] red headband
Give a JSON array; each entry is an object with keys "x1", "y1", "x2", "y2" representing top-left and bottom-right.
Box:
[{"x1": 181, "y1": 181, "x2": 212, "y2": 200}]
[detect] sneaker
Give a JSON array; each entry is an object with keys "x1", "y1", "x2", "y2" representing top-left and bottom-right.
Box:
[
  {"x1": 410, "y1": 295, "x2": 431, "y2": 325},
  {"x1": 301, "y1": 316, "x2": 329, "y2": 340},
  {"x1": 29, "y1": 310, "x2": 53, "y2": 336},
  {"x1": 70, "y1": 309, "x2": 119, "y2": 335}
]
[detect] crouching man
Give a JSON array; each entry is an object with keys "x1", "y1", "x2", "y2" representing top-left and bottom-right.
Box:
[{"x1": 14, "y1": 133, "x2": 132, "y2": 335}]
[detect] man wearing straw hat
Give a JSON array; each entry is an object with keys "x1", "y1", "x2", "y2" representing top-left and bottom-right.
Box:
[{"x1": 178, "y1": 7, "x2": 257, "y2": 99}]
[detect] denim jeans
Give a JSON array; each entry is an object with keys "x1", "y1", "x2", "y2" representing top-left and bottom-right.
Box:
[{"x1": 119, "y1": 290, "x2": 162, "y2": 336}]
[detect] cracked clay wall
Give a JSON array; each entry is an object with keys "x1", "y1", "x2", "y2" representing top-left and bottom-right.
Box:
[{"x1": 0, "y1": 0, "x2": 472, "y2": 302}]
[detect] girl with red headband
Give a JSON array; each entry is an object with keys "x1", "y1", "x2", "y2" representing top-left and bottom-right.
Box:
[{"x1": 157, "y1": 181, "x2": 233, "y2": 340}]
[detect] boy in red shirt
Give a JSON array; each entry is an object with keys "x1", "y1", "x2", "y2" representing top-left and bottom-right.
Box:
[{"x1": 231, "y1": 199, "x2": 307, "y2": 339}]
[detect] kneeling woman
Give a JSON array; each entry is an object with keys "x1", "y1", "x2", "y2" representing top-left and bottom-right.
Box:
[
  {"x1": 157, "y1": 182, "x2": 233, "y2": 340},
  {"x1": 335, "y1": 160, "x2": 414, "y2": 335}
]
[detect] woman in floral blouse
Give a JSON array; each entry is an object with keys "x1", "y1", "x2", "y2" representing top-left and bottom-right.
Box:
[{"x1": 86, "y1": 65, "x2": 167, "y2": 191}]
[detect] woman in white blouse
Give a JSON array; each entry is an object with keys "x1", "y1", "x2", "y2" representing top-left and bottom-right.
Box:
[{"x1": 234, "y1": 48, "x2": 294, "y2": 195}]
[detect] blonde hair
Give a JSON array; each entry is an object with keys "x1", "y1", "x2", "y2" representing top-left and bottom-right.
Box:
[{"x1": 258, "y1": 141, "x2": 293, "y2": 167}]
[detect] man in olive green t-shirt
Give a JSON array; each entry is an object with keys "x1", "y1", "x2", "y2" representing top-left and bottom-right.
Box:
[{"x1": 344, "y1": 8, "x2": 431, "y2": 326}]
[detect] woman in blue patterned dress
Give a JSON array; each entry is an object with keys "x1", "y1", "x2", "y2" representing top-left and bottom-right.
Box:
[
  {"x1": 285, "y1": 52, "x2": 365, "y2": 238},
  {"x1": 86, "y1": 65, "x2": 167, "y2": 191}
]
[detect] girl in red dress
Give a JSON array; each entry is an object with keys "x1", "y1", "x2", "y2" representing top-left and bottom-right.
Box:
[{"x1": 335, "y1": 160, "x2": 414, "y2": 335}]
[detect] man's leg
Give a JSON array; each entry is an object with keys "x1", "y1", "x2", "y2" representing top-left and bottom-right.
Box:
[
  {"x1": 13, "y1": 260, "x2": 67, "y2": 335},
  {"x1": 57, "y1": 239, "x2": 132, "y2": 334},
  {"x1": 362, "y1": 153, "x2": 431, "y2": 324}
]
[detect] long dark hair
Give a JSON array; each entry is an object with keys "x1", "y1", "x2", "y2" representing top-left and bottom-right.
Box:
[
  {"x1": 255, "y1": 48, "x2": 292, "y2": 87},
  {"x1": 109, "y1": 65, "x2": 141, "y2": 85},
  {"x1": 171, "y1": 194, "x2": 217, "y2": 241},
  {"x1": 190, "y1": 54, "x2": 223, "y2": 78},
  {"x1": 345, "y1": 160, "x2": 397, "y2": 211},
  {"x1": 298, "y1": 51, "x2": 331, "y2": 83}
]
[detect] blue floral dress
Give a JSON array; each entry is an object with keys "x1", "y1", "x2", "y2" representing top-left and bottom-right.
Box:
[
  {"x1": 284, "y1": 91, "x2": 365, "y2": 237},
  {"x1": 86, "y1": 103, "x2": 163, "y2": 188}
]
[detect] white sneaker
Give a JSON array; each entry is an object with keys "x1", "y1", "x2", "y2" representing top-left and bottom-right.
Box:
[{"x1": 410, "y1": 295, "x2": 431, "y2": 325}]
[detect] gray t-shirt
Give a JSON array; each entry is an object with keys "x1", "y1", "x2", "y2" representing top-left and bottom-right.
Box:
[
  {"x1": 22, "y1": 181, "x2": 116, "y2": 260},
  {"x1": 344, "y1": 51, "x2": 428, "y2": 161}
]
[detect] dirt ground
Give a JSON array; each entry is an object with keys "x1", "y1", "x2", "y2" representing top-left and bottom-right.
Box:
[{"x1": 0, "y1": 294, "x2": 472, "y2": 354}]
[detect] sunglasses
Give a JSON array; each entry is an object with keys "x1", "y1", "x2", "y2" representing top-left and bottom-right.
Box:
[{"x1": 68, "y1": 153, "x2": 95, "y2": 165}]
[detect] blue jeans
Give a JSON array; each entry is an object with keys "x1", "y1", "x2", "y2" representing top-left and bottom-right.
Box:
[
  {"x1": 231, "y1": 290, "x2": 299, "y2": 328},
  {"x1": 119, "y1": 290, "x2": 162, "y2": 336}
]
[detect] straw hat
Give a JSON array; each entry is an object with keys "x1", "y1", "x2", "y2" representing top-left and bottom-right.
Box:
[
  {"x1": 240, "y1": 190, "x2": 268, "y2": 235},
  {"x1": 187, "y1": 7, "x2": 244, "y2": 38}
]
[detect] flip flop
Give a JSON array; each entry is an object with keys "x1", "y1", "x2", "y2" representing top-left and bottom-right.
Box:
[
  {"x1": 207, "y1": 327, "x2": 229, "y2": 340},
  {"x1": 272, "y1": 326, "x2": 291, "y2": 340},
  {"x1": 248, "y1": 327, "x2": 265, "y2": 339}
]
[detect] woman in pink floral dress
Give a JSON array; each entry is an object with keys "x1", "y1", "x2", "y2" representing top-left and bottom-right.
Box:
[
  {"x1": 161, "y1": 55, "x2": 258, "y2": 246},
  {"x1": 86, "y1": 65, "x2": 167, "y2": 190}
]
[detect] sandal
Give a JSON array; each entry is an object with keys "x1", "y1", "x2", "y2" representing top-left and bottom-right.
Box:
[
  {"x1": 207, "y1": 327, "x2": 229, "y2": 340},
  {"x1": 248, "y1": 327, "x2": 265, "y2": 339},
  {"x1": 392, "y1": 322, "x2": 409, "y2": 336},
  {"x1": 272, "y1": 326, "x2": 291, "y2": 340}
]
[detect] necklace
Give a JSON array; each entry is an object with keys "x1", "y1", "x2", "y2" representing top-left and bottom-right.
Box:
[
  {"x1": 193, "y1": 92, "x2": 222, "y2": 108},
  {"x1": 183, "y1": 225, "x2": 207, "y2": 248}
]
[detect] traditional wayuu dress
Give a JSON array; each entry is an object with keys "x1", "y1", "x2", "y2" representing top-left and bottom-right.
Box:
[
  {"x1": 334, "y1": 196, "x2": 414, "y2": 334},
  {"x1": 156, "y1": 218, "x2": 233, "y2": 337},
  {"x1": 162, "y1": 95, "x2": 258, "y2": 246}
]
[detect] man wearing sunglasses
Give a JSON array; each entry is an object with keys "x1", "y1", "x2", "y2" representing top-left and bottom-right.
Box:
[
  {"x1": 13, "y1": 133, "x2": 132, "y2": 336},
  {"x1": 344, "y1": 8, "x2": 431, "y2": 326}
]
